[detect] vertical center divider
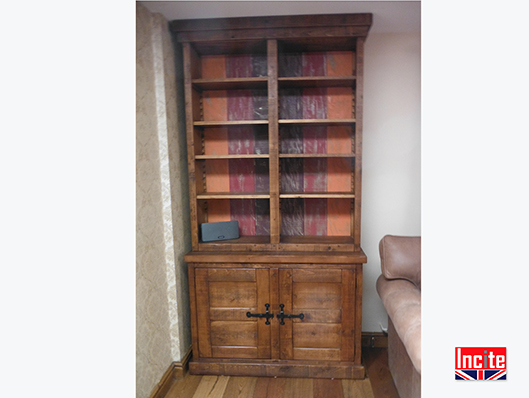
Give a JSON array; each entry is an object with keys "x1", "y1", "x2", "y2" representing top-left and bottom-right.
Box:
[{"x1": 267, "y1": 39, "x2": 280, "y2": 245}]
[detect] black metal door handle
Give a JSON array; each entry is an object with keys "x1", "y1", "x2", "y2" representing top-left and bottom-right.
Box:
[
  {"x1": 277, "y1": 304, "x2": 304, "y2": 325},
  {"x1": 246, "y1": 303, "x2": 274, "y2": 325}
]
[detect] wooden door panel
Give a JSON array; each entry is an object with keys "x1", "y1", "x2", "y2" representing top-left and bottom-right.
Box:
[
  {"x1": 279, "y1": 267, "x2": 356, "y2": 362},
  {"x1": 195, "y1": 267, "x2": 271, "y2": 359},
  {"x1": 208, "y1": 268, "x2": 256, "y2": 281},
  {"x1": 292, "y1": 268, "x2": 342, "y2": 283},
  {"x1": 293, "y1": 323, "x2": 341, "y2": 348},
  {"x1": 208, "y1": 281, "x2": 257, "y2": 307},
  {"x1": 209, "y1": 307, "x2": 258, "y2": 321},
  {"x1": 294, "y1": 308, "x2": 341, "y2": 323},
  {"x1": 211, "y1": 346, "x2": 259, "y2": 359},
  {"x1": 293, "y1": 348, "x2": 341, "y2": 361},
  {"x1": 293, "y1": 282, "x2": 341, "y2": 309},
  {"x1": 211, "y1": 321, "x2": 257, "y2": 346}
]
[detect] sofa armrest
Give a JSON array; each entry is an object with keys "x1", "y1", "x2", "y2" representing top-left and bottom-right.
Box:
[
  {"x1": 377, "y1": 275, "x2": 421, "y2": 373},
  {"x1": 379, "y1": 235, "x2": 421, "y2": 287}
]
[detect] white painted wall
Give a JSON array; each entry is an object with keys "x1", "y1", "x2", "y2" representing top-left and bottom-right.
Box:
[{"x1": 361, "y1": 32, "x2": 421, "y2": 332}]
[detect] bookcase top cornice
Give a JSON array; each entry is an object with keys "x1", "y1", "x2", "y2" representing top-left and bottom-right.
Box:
[{"x1": 170, "y1": 13, "x2": 372, "y2": 42}]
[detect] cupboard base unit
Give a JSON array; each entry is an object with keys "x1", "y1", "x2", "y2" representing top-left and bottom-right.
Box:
[{"x1": 185, "y1": 251, "x2": 367, "y2": 379}]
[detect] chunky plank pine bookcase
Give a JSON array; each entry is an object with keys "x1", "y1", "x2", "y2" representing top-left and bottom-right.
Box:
[{"x1": 171, "y1": 13, "x2": 371, "y2": 379}]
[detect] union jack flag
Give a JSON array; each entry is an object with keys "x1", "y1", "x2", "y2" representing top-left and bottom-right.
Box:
[{"x1": 455, "y1": 369, "x2": 507, "y2": 380}]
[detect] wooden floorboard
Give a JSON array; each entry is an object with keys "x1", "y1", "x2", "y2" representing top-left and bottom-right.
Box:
[
  {"x1": 363, "y1": 347, "x2": 400, "y2": 398},
  {"x1": 164, "y1": 347, "x2": 399, "y2": 398}
]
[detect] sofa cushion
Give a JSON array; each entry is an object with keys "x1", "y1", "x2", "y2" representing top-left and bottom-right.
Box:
[{"x1": 379, "y1": 235, "x2": 421, "y2": 288}]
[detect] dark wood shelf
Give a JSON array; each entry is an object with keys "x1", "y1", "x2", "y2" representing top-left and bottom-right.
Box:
[
  {"x1": 197, "y1": 192, "x2": 270, "y2": 199},
  {"x1": 192, "y1": 77, "x2": 268, "y2": 90},
  {"x1": 279, "y1": 118, "x2": 356, "y2": 126},
  {"x1": 279, "y1": 153, "x2": 355, "y2": 158},
  {"x1": 194, "y1": 120, "x2": 269, "y2": 127},
  {"x1": 195, "y1": 154, "x2": 270, "y2": 160},
  {"x1": 199, "y1": 235, "x2": 271, "y2": 245},
  {"x1": 280, "y1": 192, "x2": 355, "y2": 199},
  {"x1": 280, "y1": 235, "x2": 355, "y2": 245},
  {"x1": 278, "y1": 76, "x2": 356, "y2": 88}
]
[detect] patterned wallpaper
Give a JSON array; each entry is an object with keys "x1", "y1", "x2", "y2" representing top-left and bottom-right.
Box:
[{"x1": 136, "y1": 4, "x2": 191, "y2": 398}]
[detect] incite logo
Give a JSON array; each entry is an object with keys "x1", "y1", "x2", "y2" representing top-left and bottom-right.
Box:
[{"x1": 455, "y1": 347, "x2": 507, "y2": 380}]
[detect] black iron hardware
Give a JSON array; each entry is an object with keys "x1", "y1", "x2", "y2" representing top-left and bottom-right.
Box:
[
  {"x1": 277, "y1": 304, "x2": 304, "y2": 325},
  {"x1": 246, "y1": 303, "x2": 274, "y2": 325}
]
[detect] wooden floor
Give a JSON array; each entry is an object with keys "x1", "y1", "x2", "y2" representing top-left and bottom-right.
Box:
[{"x1": 164, "y1": 347, "x2": 399, "y2": 398}]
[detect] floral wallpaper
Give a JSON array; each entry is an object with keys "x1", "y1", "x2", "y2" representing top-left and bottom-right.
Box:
[{"x1": 136, "y1": 3, "x2": 191, "y2": 398}]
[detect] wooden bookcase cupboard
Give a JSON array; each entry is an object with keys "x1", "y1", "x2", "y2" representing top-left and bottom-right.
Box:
[{"x1": 171, "y1": 13, "x2": 371, "y2": 379}]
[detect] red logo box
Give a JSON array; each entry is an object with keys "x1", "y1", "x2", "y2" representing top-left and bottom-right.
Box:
[{"x1": 455, "y1": 347, "x2": 507, "y2": 380}]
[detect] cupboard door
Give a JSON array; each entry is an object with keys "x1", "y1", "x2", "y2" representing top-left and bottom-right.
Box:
[
  {"x1": 195, "y1": 267, "x2": 271, "y2": 359},
  {"x1": 278, "y1": 268, "x2": 356, "y2": 361}
]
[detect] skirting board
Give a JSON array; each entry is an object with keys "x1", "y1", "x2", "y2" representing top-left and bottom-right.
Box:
[
  {"x1": 148, "y1": 348, "x2": 192, "y2": 398},
  {"x1": 361, "y1": 332, "x2": 388, "y2": 348}
]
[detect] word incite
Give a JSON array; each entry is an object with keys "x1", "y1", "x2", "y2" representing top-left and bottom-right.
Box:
[{"x1": 455, "y1": 347, "x2": 507, "y2": 380}]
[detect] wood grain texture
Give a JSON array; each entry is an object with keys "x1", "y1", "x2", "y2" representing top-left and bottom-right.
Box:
[
  {"x1": 188, "y1": 360, "x2": 365, "y2": 379},
  {"x1": 341, "y1": 269, "x2": 356, "y2": 362},
  {"x1": 195, "y1": 268, "x2": 212, "y2": 358},
  {"x1": 293, "y1": 282, "x2": 341, "y2": 309},
  {"x1": 363, "y1": 347, "x2": 400, "y2": 398},
  {"x1": 171, "y1": 14, "x2": 373, "y2": 35},
  {"x1": 208, "y1": 268, "x2": 256, "y2": 282},
  {"x1": 256, "y1": 268, "x2": 271, "y2": 358},
  {"x1": 293, "y1": 323, "x2": 341, "y2": 348},
  {"x1": 210, "y1": 321, "x2": 257, "y2": 347},
  {"x1": 354, "y1": 266, "x2": 363, "y2": 364},
  {"x1": 208, "y1": 281, "x2": 256, "y2": 307},
  {"x1": 314, "y1": 379, "x2": 345, "y2": 398},
  {"x1": 269, "y1": 267, "x2": 281, "y2": 359},
  {"x1": 222, "y1": 377, "x2": 258, "y2": 398},
  {"x1": 192, "y1": 376, "x2": 230, "y2": 398},
  {"x1": 279, "y1": 268, "x2": 294, "y2": 360},
  {"x1": 292, "y1": 268, "x2": 342, "y2": 283},
  {"x1": 342, "y1": 379, "x2": 375, "y2": 398},
  {"x1": 284, "y1": 378, "x2": 313, "y2": 398},
  {"x1": 252, "y1": 377, "x2": 285, "y2": 398},
  {"x1": 184, "y1": 250, "x2": 367, "y2": 264},
  {"x1": 165, "y1": 374, "x2": 203, "y2": 398}
]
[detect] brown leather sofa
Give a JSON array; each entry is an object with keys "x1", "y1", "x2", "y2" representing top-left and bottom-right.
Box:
[{"x1": 377, "y1": 235, "x2": 421, "y2": 398}]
